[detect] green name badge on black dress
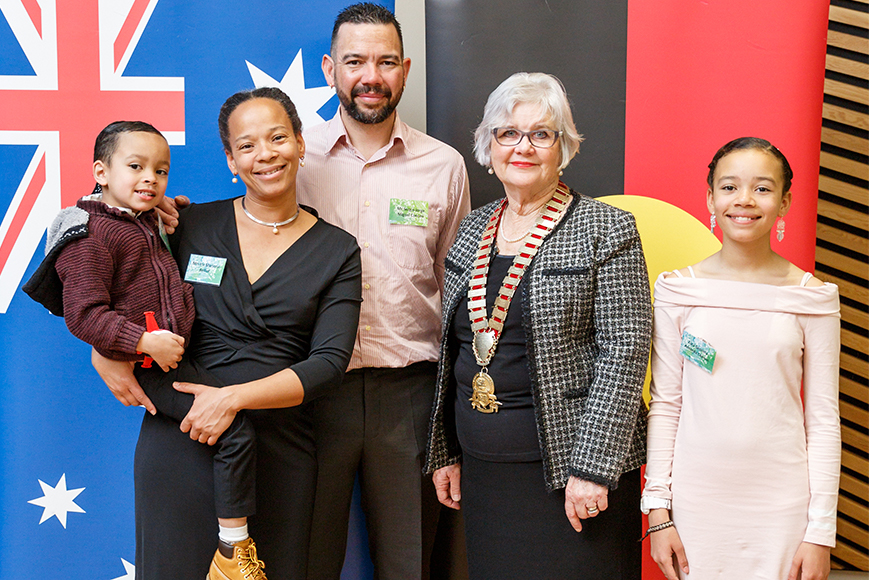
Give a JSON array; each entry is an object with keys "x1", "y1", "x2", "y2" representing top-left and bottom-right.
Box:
[{"x1": 184, "y1": 254, "x2": 227, "y2": 286}]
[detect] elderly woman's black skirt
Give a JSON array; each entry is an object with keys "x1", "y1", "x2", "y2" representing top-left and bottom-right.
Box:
[{"x1": 461, "y1": 455, "x2": 641, "y2": 580}]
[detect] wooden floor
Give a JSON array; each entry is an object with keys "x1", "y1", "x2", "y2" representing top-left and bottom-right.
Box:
[{"x1": 831, "y1": 571, "x2": 869, "y2": 579}]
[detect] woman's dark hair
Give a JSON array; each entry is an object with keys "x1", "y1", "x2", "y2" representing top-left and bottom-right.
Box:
[
  {"x1": 331, "y1": 3, "x2": 403, "y2": 57},
  {"x1": 707, "y1": 137, "x2": 793, "y2": 193},
  {"x1": 94, "y1": 120, "x2": 164, "y2": 163},
  {"x1": 218, "y1": 87, "x2": 302, "y2": 151}
]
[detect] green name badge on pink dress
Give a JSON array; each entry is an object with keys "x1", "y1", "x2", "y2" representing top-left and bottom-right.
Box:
[
  {"x1": 389, "y1": 198, "x2": 429, "y2": 226},
  {"x1": 184, "y1": 254, "x2": 227, "y2": 286},
  {"x1": 680, "y1": 331, "x2": 716, "y2": 374}
]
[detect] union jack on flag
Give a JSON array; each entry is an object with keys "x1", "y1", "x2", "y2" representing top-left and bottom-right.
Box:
[{"x1": 0, "y1": 0, "x2": 185, "y2": 314}]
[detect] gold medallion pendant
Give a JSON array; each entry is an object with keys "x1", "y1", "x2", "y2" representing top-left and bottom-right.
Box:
[
  {"x1": 470, "y1": 371, "x2": 502, "y2": 413},
  {"x1": 465, "y1": 183, "x2": 571, "y2": 414}
]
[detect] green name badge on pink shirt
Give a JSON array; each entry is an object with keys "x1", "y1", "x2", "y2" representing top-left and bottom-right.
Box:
[
  {"x1": 184, "y1": 254, "x2": 227, "y2": 286},
  {"x1": 389, "y1": 198, "x2": 429, "y2": 227},
  {"x1": 680, "y1": 331, "x2": 716, "y2": 374}
]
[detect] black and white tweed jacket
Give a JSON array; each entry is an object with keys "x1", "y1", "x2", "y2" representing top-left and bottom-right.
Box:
[{"x1": 424, "y1": 189, "x2": 652, "y2": 490}]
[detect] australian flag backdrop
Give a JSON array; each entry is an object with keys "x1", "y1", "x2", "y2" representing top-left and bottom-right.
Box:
[
  {"x1": 0, "y1": 1, "x2": 377, "y2": 578},
  {"x1": 1, "y1": 1, "x2": 829, "y2": 579}
]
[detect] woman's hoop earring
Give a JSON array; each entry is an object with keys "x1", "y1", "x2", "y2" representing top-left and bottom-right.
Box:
[
  {"x1": 709, "y1": 214, "x2": 716, "y2": 234},
  {"x1": 776, "y1": 217, "x2": 785, "y2": 242}
]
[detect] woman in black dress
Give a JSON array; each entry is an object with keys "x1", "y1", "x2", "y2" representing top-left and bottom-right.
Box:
[{"x1": 93, "y1": 87, "x2": 362, "y2": 579}]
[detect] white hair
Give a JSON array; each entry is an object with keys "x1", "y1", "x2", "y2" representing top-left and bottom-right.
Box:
[{"x1": 473, "y1": 72, "x2": 583, "y2": 170}]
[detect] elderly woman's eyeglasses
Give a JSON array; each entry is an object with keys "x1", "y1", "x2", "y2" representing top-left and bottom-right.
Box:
[{"x1": 492, "y1": 128, "x2": 562, "y2": 148}]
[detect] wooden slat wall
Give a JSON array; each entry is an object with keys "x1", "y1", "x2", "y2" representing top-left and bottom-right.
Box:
[{"x1": 818, "y1": 0, "x2": 869, "y2": 571}]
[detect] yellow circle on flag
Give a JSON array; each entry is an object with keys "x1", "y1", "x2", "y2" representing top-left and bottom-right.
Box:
[{"x1": 599, "y1": 195, "x2": 721, "y2": 403}]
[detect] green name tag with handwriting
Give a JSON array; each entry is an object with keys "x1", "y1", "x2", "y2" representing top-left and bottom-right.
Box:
[
  {"x1": 184, "y1": 254, "x2": 227, "y2": 286},
  {"x1": 389, "y1": 198, "x2": 429, "y2": 227},
  {"x1": 679, "y1": 331, "x2": 716, "y2": 374}
]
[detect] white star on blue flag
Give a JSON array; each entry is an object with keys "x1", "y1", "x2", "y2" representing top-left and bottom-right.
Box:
[{"x1": 27, "y1": 473, "x2": 86, "y2": 528}]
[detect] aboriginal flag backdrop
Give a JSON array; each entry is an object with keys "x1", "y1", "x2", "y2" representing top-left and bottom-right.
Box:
[
  {"x1": 426, "y1": 0, "x2": 828, "y2": 271},
  {"x1": 0, "y1": 1, "x2": 829, "y2": 579},
  {"x1": 426, "y1": 1, "x2": 829, "y2": 578}
]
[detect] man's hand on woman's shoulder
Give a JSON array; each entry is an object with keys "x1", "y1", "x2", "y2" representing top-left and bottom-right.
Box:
[{"x1": 156, "y1": 195, "x2": 190, "y2": 235}]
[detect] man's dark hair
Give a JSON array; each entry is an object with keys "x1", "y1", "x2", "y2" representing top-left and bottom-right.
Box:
[
  {"x1": 94, "y1": 121, "x2": 164, "y2": 163},
  {"x1": 331, "y1": 2, "x2": 403, "y2": 56}
]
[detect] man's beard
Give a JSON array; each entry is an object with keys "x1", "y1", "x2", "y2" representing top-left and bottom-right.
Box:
[{"x1": 338, "y1": 83, "x2": 404, "y2": 125}]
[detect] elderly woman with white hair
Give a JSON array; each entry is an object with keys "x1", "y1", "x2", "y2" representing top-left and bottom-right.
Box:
[{"x1": 424, "y1": 72, "x2": 651, "y2": 579}]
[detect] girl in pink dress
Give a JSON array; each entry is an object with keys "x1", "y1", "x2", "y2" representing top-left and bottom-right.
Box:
[{"x1": 642, "y1": 137, "x2": 841, "y2": 580}]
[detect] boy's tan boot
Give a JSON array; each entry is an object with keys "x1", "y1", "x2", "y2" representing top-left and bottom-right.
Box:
[{"x1": 207, "y1": 537, "x2": 267, "y2": 580}]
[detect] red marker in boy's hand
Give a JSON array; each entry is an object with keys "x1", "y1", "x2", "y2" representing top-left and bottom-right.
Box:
[
  {"x1": 140, "y1": 311, "x2": 160, "y2": 368},
  {"x1": 137, "y1": 311, "x2": 185, "y2": 371}
]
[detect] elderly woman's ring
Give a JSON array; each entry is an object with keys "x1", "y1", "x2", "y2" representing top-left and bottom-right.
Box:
[{"x1": 587, "y1": 505, "x2": 599, "y2": 514}]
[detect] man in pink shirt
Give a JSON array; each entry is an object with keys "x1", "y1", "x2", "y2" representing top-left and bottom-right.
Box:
[{"x1": 296, "y1": 4, "x2": 470, "y2": 579}]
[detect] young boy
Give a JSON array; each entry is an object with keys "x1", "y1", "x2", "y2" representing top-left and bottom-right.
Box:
[{"x1": 23, "y1": 121, "x2": 267, "y2": 580}]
